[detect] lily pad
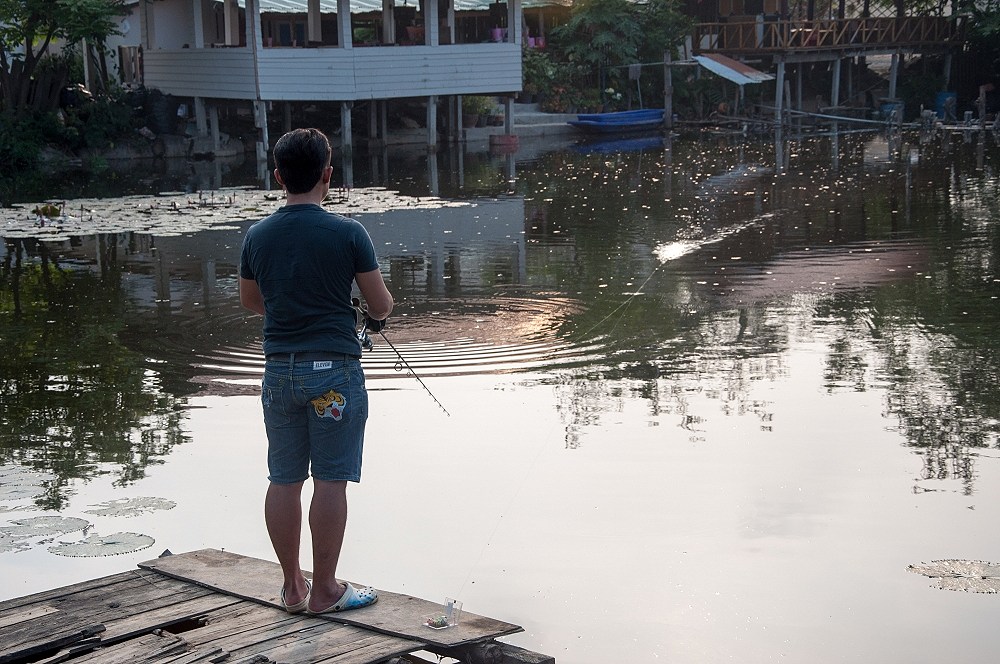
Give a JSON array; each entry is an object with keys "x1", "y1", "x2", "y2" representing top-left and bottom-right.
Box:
[
  {"x1": 49, "y1": 532, "x2": 155, "y2": 557},
  {"x1": 0, "y1": 533, "x2": 30, "y2": 554},
  {"x1": 908, "y1": 559, "x2": 1000, "y2": 593},
  {"x1": 0, "y1": 485, "x2": 47, "y2": 501},
  {"x1": 84, "y1": 497, "x2": 177, "y2": 517},
  {"x1": 0, "y1": 516, "x2": 90, "y2": 539}
]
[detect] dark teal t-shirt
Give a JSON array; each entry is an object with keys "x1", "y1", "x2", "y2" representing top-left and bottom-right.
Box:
[{"x1": 240, "y1": 203, "x2": 379, "y2": 357}]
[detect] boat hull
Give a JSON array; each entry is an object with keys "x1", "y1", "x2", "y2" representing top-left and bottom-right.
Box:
[{"x1": 567, "y1": 109, "x2": 665, "y2": 134}]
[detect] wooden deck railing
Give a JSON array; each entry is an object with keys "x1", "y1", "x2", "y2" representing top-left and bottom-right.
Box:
[{"x1": 693, "y1": 15, "x2": 967, "y2": 54}]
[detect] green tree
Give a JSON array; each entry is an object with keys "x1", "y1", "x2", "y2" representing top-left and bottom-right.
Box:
[
  {"x1": 0, "y1": 0, "x2": 126, "y2": 115},
  {"x1": 551, "y1": 0, "x2": 643, "y2": 90}
]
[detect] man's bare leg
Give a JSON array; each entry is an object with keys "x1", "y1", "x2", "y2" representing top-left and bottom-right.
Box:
[
  {"x1": 265, "y1": 481, "x2": 309, "y2": 606},
  {"x1": 307, "y1": 479, "x2": 349, "y2": 611}
]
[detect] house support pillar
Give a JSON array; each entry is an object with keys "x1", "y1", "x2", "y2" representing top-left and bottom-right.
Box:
[
  {"x1": 888, "y1": 52, "x2": 899, "y2": 99},
  {"x1": 308, "y1": 0, "x2": 322, "y2": 43},
  {"x1": 341, "y1": 150, "x2": 354, "y2": 189},
  {"x1": 943, "y1": 53, "x2": 952, "y2": 90},
  {"x1": 795, "y1": 64, "x2": 803, "y2": 111},
  {"x1": 224, "y1": 0, "x2": 240, "y2": 46},
  {"x1": 341, "y1": 101, "x2": 353, "y2": 153},
  {"x1": 508, "y1": 0, "x2": 521, "y2": 43},
  {"x1": 192, "y1": 0, "x2": 205, "y2": 48},
  {"x1": 138, "y1": 0, "x2": 154, "y2": 49},
  {"x1": 664, "y1": 50, "x2": 673, "y2": 130},
  {"x1": 847, "y1": 58, "x2": 854, "y2": 105},
  {"x1": 253, "y1": 100, "x2": 269, "y2": 161},
  {"x1": 194, "y1": 96, "x2": 208, "y2": 136},
  {"x1": 503, "y1": 96, "x2": 513, "y2": 134},
  {"x1": 774, "y1": 57, "x2": 785, "y2": 127},
  {"x1": 337, "y1": 0, "x2": 353, "y2": 48},
  {"x1": 427, "y1": 95, "x2": 438, "y2": 150},
  {"x1": 380, "y1": 101, "x2": 388, "y2": 144},
  {"x1": 209, "y1": 104, "x2": 220, "y2": 151},
  {"x1": 368, "y1": 101, "x2": 380, "y2": 145},
  {"x1": 283, "y1": 102, "x2": 292, "y2": 132},
  {"x1": 426, "y1": 0, "x2": 439, "y2": 45},
  {"x1": 381, "y1": 0, "x2": 395, "y2": 44},
  {"x1": 831, "y1": 57, "x2": 841, "y2": 107}
]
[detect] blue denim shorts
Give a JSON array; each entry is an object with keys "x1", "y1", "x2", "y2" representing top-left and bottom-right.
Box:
[{"x1": 261, "y1": 353, "x2": 368, "y2": 484}]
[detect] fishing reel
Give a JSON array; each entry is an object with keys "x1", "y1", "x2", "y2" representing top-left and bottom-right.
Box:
[{"x1": 352, "y1": 297, "x2": 385, "y2": 352}]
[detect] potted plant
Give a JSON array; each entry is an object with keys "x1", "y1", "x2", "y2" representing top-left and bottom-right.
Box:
[{"x1": 462, "y1": 95, "x2": 493, "y2": 128}]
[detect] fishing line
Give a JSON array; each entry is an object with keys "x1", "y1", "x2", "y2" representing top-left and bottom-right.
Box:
[
  {"x1": 577, "y1": 261, "x2": 665, "y2": 339},
  {"x1": 454, "y1": 413, "x2": 552, "y2": 600},
  {"x1": 353, "y1": 298, "x2": 450, "y2": 416},
  {"x1": 375, "y1": 330, "x2": 451, "y2": 417}
]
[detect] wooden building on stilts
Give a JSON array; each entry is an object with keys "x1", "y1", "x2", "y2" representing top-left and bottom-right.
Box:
[
  {"x1": 125, "y1": 0, "x2": 548, "y2": 160},
  {"x1": 682, "y1": 0, "x2": 968, "y2": 126}
]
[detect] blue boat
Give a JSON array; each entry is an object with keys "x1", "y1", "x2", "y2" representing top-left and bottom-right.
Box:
[{"x1": 567, "y1": 109, "x2": 665, "y2": 134}]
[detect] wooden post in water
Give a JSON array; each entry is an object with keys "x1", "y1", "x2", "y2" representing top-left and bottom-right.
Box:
[
  {"x1": 888, "y1": 52, "x2": 899, "y2": 100},
  {"x1": 831, "y1": 58, "x2": 841, "y2": 108},
  {"x1": 774, "y1": 56, "x2": 785, "y2": 127},
  {"x1": 664, "y1": 50, "x2": 673, "y2": 130}
]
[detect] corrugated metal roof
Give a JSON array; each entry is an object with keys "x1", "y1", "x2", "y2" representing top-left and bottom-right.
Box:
[
  {"x1": 240, "y1": 0, "x2": 568, "y2": 13},
  {"x1": 694, "y1": 53, "x2": 774, "y2": 85}
]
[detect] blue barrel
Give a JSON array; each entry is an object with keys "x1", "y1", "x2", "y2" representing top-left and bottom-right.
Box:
[
  {"x1": 881, "y1": 100, "x2": 904, "y2": 121},
  {"x1": 935, "y1": 91, "x2": 957, "y2": 121}
]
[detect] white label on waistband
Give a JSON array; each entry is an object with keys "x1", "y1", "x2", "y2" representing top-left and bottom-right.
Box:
[{"x1": 313, "y1": 361, "x2": 333, "y2": 370}]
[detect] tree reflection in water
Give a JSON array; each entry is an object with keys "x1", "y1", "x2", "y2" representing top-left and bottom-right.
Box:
[
  {"x1": 1, "y1": 237, "x2": 188, "y2": 510},
  {"x1": 0, "y1": 131, "x2": 998, "y2": 512}
]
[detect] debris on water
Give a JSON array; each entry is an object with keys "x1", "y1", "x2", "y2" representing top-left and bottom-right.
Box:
[
  {"x1": 84, "y1": 497, "x2": 176, "y2": 517},
  {"x1": 7, "y1": 188, "x2": 469, "y2": 242},
  {"x1": 49, "y1": 532, "x2": 154, "y2": 557},
  {"x1": 908, "y1": 559, "x2": 1000, "y2": 593}
]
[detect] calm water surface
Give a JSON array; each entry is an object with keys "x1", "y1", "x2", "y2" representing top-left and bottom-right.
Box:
[{"x1": 2, "y1": 130, "x2": 1000, "y2": 663}]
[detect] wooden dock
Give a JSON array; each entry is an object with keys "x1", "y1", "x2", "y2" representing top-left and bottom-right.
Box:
[{"x1": 0, "y1": 549, "x2": 553, "y2": 664}]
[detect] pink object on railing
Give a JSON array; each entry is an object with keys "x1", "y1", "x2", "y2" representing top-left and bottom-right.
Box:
[{"x1": 491, "y1": 27, "x2": 503, "y2": 41}]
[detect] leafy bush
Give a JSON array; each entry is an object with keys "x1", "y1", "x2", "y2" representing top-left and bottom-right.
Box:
[{"x1": 463, "y1": 95, "x2": 496, "y2": 116}]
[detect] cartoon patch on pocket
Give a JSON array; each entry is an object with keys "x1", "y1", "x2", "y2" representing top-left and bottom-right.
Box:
[{"x1": 310, "y1": 390, "x2": 346, "y2": 421}]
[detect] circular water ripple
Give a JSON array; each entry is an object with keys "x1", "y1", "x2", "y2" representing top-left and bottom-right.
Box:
[{"x1": 188, "y1": 296, "x2": 607, "y2": 382}]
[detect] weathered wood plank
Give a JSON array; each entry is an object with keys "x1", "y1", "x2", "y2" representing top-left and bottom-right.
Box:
[
  {"x1": 226, "y1": 626, "x2": 416, "y2": 664},
  {"x1": 1, "y1": 574, "x2": 210, "y2": 649},
  {"x1": 0, "y1": 574, "x2": 238, "y2": 664},
  {"x1": 0, "y1": 605, "x2": 60, "y2": 629},
  {"x1": 0, "y1": 624, "x2": 106, "y2": 664},
  {"x1": 99, "y1": 592, "x2": 243, "y2": 644},
  {"x1": 59, "y1": 632, "x2": 188, "y2": 664},
  {"x1": 165, "y1": 602, "x2": 305, "y2": 645},
  {"x1": 140, "y1": 550, "x2": 522, "y2": 649},
  {"x1": 179, "y1": 605, "x2": 418, "y2": 664},
  {"x1": 0, "y1": 571, "x2": 138, "y2": 613}
]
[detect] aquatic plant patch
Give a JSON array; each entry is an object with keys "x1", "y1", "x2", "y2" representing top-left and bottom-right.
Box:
[
  {"x1": 3, "y1": 187, "x2": 468, "y2": 242},
  {"x1": 0, "y1": 516, "x2": 91, "y2": 553},
  {"x1": 908, "y1": 560, "x2": 1000, "y2": 593},
  {"x1": 49, "y1": 532, "x2": 155, "y2": 557},
  {"x1": 84, "y1": 497, "x2": 177, "y2": 517}
]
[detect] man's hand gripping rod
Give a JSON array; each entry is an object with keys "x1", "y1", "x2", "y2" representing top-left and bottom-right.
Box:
[{"x1": 353, "y1": 299, "x2": 451, "y2": 417}]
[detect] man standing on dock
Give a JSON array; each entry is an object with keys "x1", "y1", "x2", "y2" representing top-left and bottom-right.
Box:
[{"x1": 239, "y1": 128, "x2": 394, "y2": 614}]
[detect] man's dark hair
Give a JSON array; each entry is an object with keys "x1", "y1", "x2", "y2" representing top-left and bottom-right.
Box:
[{"x1": 273, "y1": 128, "x2": 332, "y2": 194}]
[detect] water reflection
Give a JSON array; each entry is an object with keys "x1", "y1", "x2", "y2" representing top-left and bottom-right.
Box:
[
  {"x1": 1, "y1": 237, "x2": 189, "y2": 510},
  {"x1": 2, "y1": 130, "x2": 999, "y2": 510}
]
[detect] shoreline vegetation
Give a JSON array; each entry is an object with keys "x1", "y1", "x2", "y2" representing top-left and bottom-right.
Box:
[{"x1": 3, "y1": 0, "x2": 999, "y2": 206}]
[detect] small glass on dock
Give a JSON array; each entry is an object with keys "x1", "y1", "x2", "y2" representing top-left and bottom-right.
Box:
[{"x1": 424, "y1": 598, "x2": 463, "y2": 629}]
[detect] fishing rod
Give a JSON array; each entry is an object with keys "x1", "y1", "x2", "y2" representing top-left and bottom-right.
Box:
[{"x1": 352, "y1": 299, "x2": 451, "y2": 417}]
